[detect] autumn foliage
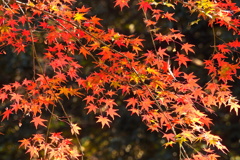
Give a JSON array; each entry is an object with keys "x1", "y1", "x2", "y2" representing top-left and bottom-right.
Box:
[{"x1": 0, "y1": 0, "x2": 240, "y2": 159}]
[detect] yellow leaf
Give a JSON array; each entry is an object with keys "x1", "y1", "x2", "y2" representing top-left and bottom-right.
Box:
[{"x1": 74, "y1": 13, "x2": 87, "y2": 22}]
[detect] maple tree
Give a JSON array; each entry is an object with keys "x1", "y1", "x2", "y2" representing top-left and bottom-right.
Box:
[{"x1": 0, "y1": 0, "x2": 239, "y2": 159}]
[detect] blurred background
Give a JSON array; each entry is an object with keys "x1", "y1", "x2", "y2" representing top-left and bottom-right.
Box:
[{"x1": 0, "y1": 0, "x2": 239, "y2": 159}]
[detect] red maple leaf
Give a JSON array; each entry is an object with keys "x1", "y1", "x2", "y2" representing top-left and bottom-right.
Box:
[
  {"x1": 83, "y1": 95, "x2": 96, "y2": 104},
  {"x1": 228, "y1": 39, "x2": 240, "y2": 49},
  {"x1": 144, "y1": 19, "x2": 156, "y2": 26},
  {"x1": 157, "y1": 47, "x2": 168, "y2": 58},
  {"x1": 79, "y1": 46, "x2": 90, "y2": 58},
  {"x1": 138, "y1": 1, "x2": 152, "y2": 12},
  {"x1": 114, "y1": 0, "x2": 130, "y2": 11},
  {"x1": 1, "y1": 108, "x2": 12, "y2": 121},
  {"x1": 164, "y1": 12, "x2": 177, "y2": 22},
  {"x1": 96, "y1": 115, "x2": 111, "y2": 128},
  {"x1": 30, "y1": 116, "x2": 47, "y2": 129},
  {"x1": 76, "y1": 6, "x2": 91, "y2": 13},
  {"x1": 85, "y1": 103, "x2": 98, "y2": 114},
  {"x1": 175, "y1": 52, "x2": 191, "y2": 67},
  {"x1": 181, "y1": 43, "x2": 195, "y2": 55},
  {"x1": 67, "y1": 67, "x2": 78, "y2": 80},
  {"x1": 199, "y1": 117, "x2": 213, "y2": 129},
  {"x1": 0, "y1": 92, "x2": 8, "y2": 103}
]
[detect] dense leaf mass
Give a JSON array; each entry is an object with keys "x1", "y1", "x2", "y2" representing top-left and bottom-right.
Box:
[{"x1": 0, "y1": 0, "x2": 239, "y2": 159}]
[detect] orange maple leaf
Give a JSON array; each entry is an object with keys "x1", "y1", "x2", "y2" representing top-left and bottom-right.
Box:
[
  {"x1": 18, "y1": 138, "x2": 30, "y2": 149},
  {"x1": 104, "y1": 99, "x2": 117, "y2": 108},
  {"x1": 96, "y1": 115, "x2": 111, "y2": 128},
  {"x1": 10, "y1": 93, "x2": 23, "y2": 104},
  {"x1": 31, "y1": 116, "x2": 47, "y2": 129},
  {"x1": 26, "y1": 146, "x2": 39, "y2": 159},
  {"x1": 163, "y1": 133, "x2": 175, "y2": 142},
  {"x1": 125, "y1": 97, "x2": 138, "y2": 108},
  {"x1": 106, "y1": 107, "x2": 120, "y2": 120},
  {"x1": 140, "y1": 98, "x2": 153, "y2": 111},
  {"x1": 181, "y1": 43, "x2": 195, "y2": 55}
]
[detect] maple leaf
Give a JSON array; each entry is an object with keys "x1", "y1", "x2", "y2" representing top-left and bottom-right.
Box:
[
  {"x1": 157, "y1": 47, "x2": 168, "y2": 58},
  {"x1": 67, "y1": 67, "x2": 78, "y2": 80},
  {"x1": 96, "y1": 115, "x2": 111, "y2": 128},
  {"x1": 228, "y1": 39, "x2": 240, "y2": 49},
  {"x1": 106, "y1": 107, "x2": 120, "y2": 120},
  {"x1": 144, "y1": 19, "x2": 156, "y2": 27},
  {"x1": 18, "y1": 138, "x2": 30, "y2": 149},
  {"x1": 138, "y1": 1, "x2": 152, "y2": 12},
  {"x1": 164, "y1": 12, "x2": 177, "y2": 21},
  {"x1": 18, "y1": 16, "x2": 27, "y2": 25},
  {"x1": 175, "y1": 52, "x2": 191, "y2": 67},
  {"x1": 212, "y1": 52, "x2": 227, "y2": 63},
  {"x1": 163, "y1": 141, "x2": 175, "y2": 148},
  {"x1": 200, "y1": 117, "x2": 213, "y2": 129},
  {"x1": 181, "y1": 43, "x2": 195, "y2": 55},
  {"x1": 62, "y1": 0, "x2": 75, "y2": 4},
  {"x1": 128, "y1": 107, "x2": 140, "y2": 116},
  {"x1": 125, "y1": 97, "x2": 138, "y2": 108},
  {"x1": 31, "y1": 116, "x2": 47, "y2": 129},
  {"x1": 147, "y1": 123, "x2": 160, "y2": 132},
  {"x1": 85, "y1": 103, "x2": 98, "y2": 114},
  {"x1": 0, "y1": 92, "x2": 8, "y2": 103},
  {"x1": 12, "y1": 81, "x2": 21, "y2": 89},
  {"x1": 70, "y1": 123, "x2": 81, "y2": 135},
  {"x1": 83, "y1": 95, "x2": 96, "y2": 104},
  {"x1": 79, "y1": 46, "x2": 90, "y2": 58},
  {"x1": 114, "y1": 0, "x2": 130, "y2": 11},
  {"x1": 229, "y1": 101, "x2": 240, "y2": 115},
  {"x1": 163, "y1": 133, "x2": 175, "y2": 142},
  {"x1": 140, "y1": 98, "x2": 153, "y2": 111},
  {"x1": 2, "y1": 84, "x2": 12, "y2": 92},
  {"x1": 90, "y1": 15, "x2": 102, "y2": 26},
  {"x1": 49, "y1": 132, "x2": 63, "y2": 144},
  {"x1": 26, "y1": 146, "x2": 39, "y2": 159},
  {"x1": 74, "y1": 13, "x2": 87, "y2": 22},
  {"x1": 104, "y1": 99, "x2": 117, "y2": 108},
  {"x1": 76, "y1": 6, "x2": 91, "y2": 13},
  {"x1": 1, "y1": 108, "x2": 12, "y2": 122},
  {"x1": 205, "y1": 83, "x2": 219, "y2": 95},
  {"x1": 106, "y1": 90, "x2": 116, "y2": 97},
  {"x1": 59, "y1": 86, "x2": 71, "y2": 98}
]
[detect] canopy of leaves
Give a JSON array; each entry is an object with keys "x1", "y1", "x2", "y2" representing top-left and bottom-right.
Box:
[{"x1": 0, "y1": 0, "x2": 239, "y2": 160}]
